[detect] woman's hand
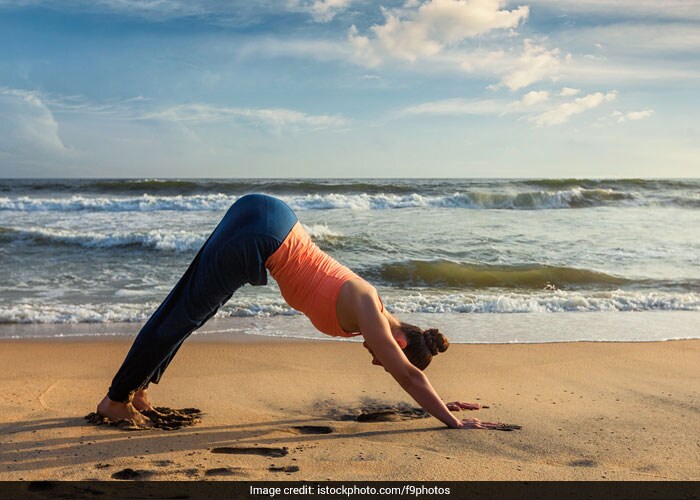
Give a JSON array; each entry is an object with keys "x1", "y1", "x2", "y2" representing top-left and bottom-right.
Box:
[
  {"x1": 445, "y1": 401, "x2": 489, "y2": 411},
  {"x1": 458, "y1": 417, "x2": 522, "y2": 431}
]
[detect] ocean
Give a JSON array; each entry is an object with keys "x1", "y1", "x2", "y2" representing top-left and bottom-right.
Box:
[{"x1": 1, "y1": 178, "x2": 698, "y2": 343}]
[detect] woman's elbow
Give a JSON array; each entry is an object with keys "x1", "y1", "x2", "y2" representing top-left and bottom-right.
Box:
[{"x1": 392, "y1": 365, "x2": 424, "y2": 388}]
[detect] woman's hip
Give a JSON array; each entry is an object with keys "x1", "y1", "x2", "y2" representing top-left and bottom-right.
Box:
[{"x1": 221, "y1": 194, "x2": 297, "y2": 243}]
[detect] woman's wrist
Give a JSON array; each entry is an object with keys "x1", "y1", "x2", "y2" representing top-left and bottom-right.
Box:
[{"x1": 446, "y1": 416, "x2": 463, "y2": 429}]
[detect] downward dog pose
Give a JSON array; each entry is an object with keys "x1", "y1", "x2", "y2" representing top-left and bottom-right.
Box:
[{"x1": 97, "y1": 194, "x2": 509, "y2": 430}]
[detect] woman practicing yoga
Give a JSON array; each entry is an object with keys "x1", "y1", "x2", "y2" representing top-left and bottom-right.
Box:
[{"x1": 97, "y1": 194, "x2": 511, "y2": 430}]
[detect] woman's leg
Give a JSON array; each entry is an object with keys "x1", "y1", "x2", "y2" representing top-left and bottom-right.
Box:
[
  {"x1": 106, "y1": 219, "x2": 247, "y2": 404},
  {"x1": 128, "y1": 194, "x2": 298, "y2": 396},
  {"x1": 98, "y1": 194, "x2": 297, "y2": 419}
]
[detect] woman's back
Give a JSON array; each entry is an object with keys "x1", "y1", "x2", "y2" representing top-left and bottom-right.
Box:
[{"x1": 266, "y1": 222, "x2": 360, "y2": 337}]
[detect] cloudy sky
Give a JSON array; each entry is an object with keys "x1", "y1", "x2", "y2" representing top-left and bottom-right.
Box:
[{"x1": 1, "y1": 0, "x2": 698, "y2": 178}]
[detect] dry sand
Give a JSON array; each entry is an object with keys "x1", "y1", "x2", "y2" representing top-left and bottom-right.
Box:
[{"x1": 0, "y1": 332, "x2": 698, "y2": 481}]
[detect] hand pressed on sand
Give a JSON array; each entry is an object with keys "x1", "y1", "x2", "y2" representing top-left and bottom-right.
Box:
[
  {"x1": 444, "y1": 401, "x2": 521, "y2": 430},
  {"x1": 460, "y1": 417, "x2": 522, "y2": 431}
]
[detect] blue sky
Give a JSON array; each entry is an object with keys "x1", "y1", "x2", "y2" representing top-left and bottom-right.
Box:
[{"x1": 0, "y1": 0, "x2": 698, "y2": 178}]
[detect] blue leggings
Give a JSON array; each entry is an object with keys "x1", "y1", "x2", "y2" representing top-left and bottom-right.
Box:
[{"x1": 108, "y1": 194, "x2": 298, "y2": 403}]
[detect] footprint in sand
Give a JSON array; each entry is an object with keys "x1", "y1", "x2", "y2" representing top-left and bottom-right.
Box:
[
  {"x1": 111, "y1": 468, "x2": 153, "y2": 480},
  {"x1": 84, "y1": 407, "x2": 202, "y2": 431},
  {"x1": 292, "y1": 425, "x2": 334, "y2": 434},
  {"x1": 357, "y1": 410, "x2": 407, "y2": 422},
  {"x1": 211, "y1": 446, "x2": 289, "y2": 457},
  {"x1": 205, "y1": 467, "x2": 244, "y2": 477},
  {"x1": 269, "y1": 465, "x2": 299, "y2": 473},
  {"x1": 141, "y1": 407, "x2": 202, "y2": 431},
  {"x1": 325, "y1": 401, "x2": 430, "y2": 422},
  {"x1": 492, "y1": 424, "x2": 522, "y2": 431},
  {"x1": 355, "y1": 405, "x2": 429, "y2": 422}
]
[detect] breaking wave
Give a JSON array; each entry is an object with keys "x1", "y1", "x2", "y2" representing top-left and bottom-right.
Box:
[
  {"x1": 369, "y1": 260, "x2": 632, "y2": 289},
  {"x1": 0, "y1": 223, "x2": 350, "y2": 252},
  {"x1": 0, "y1": 188, "x2": 657, "y2": 212},
  {"x1": 3, "y1": 289, "x2": 699, "y2": 324}
]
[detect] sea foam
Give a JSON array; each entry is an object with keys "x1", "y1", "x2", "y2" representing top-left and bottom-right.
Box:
[
  {"x1": 0, "y1": 223, "x2": 343, "y2": 252},
  {"x1": 3, "y1": 290, "x2": 699, "y2": 324},
  {"x1": 0, "y1": 188, "x2": 652, "y2": 212}
]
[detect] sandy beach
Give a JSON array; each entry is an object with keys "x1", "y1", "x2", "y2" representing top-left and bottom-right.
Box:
[{"x1": 0, "y1": 324, "x2": 698, "y2": 482}]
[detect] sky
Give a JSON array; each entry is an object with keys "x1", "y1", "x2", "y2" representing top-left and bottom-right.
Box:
[{"x1": 0, "y1": 0, "x2": 699, "y2": 178}]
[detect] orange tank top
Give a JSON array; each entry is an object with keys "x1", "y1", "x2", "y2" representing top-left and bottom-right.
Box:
[{"x1": 265, "y1": 222, "x2": 362, "y2": 337}]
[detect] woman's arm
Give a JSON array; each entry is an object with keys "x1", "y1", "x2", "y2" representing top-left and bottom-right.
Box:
[
  {"x1": 341, "y1": 281, "x2": 515, "y2": 430},
  {"x1": 351, "y1": 290, "x2": 465, "y2": 428}
]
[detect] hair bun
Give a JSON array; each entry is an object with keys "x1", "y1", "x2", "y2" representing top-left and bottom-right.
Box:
[{"x1": 423, "y1": 328, "x2": 449, "y2": 356}]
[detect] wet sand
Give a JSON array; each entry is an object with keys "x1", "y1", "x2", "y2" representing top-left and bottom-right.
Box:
[{"x1": 0, "y1": 329, "x2": 698, "y2": 481}]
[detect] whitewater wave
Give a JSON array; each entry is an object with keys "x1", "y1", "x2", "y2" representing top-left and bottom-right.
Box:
[
  {"x1": 0, "y1": 223, "x2": 347, "y2": 252},
  {"x1": 304, "y1": 223, "x2": 344, "y2": 240},
  {"x1": 673, "y1": 195, "x2": 700, "y2": 209},
  {"x1": 0, "y1": 194, "x2": 233, "y2": 212},
  {"x1": 387, "y1": 290, "x2": 700, "y2": 314},
  {"x1": 520, "y1": 178, "x2": 700, "y2": 190},
  {"x1": 3, "y1": 289, "x2": 699, "y2": 324},
  {"x1": 0, "y1": 297, "x2": 297, "y2": 324},
  {"x1": 285, "y1": 188, "x2": 638, "y2": 210},
  {"x1": 0, "y1": 226, "x2": 208, "y2": 252},
  {"x1": 0, "y1": 188, "x2": 649, "y2": 212},
  {"x1": 0, "y1": 302, "x2": 156, "y2": 324}
]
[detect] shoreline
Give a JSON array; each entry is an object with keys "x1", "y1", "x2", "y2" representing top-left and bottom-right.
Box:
[
  {"x1": 0, "y1": 336, "x2": 698, "y2": 481},
  {"x1": 1, "y1": 333, "x2": 699, "y2": 346},
  {"x1": 1, "y1": 310, "x2": 700, "y2": 344}
]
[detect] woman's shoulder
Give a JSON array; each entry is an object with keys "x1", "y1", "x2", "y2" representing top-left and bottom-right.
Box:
[
  {"x1": 338, "y1": 278, "x2": 382, "y2": 314},
  {"x1": 342, "y1": 276, "x2": 376, "y2": 295}
]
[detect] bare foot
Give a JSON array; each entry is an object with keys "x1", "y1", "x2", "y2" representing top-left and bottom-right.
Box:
[
  {"x1": 132, "y1": 389, "x2": 156, "y2": 412},
  {"x1": 97, "y1": 395, "x2": 151, "y2": 426}
]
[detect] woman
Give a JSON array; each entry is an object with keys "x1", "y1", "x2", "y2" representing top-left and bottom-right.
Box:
[{"x1": 97, "y1": 194, "x2": 510, "y2": 430}]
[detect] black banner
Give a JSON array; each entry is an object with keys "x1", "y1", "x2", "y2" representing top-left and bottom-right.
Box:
[{"x1": 0, "y1": 481, "x2": 698, "y2": 500}]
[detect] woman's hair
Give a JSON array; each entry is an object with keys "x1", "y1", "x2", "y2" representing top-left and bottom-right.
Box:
[{"x1": 398, "y1": 322, "x2": 449, "y2": 370}]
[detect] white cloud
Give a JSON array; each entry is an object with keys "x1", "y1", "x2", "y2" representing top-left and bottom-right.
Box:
[
  {"x1": 349, "y1": 0, "x2": 529, "y2": 64},
  {"x1": 613, "y1": 109, "x2": 654, "y2": 123},
  {"x1": 625, "y1": 109, "x2": 654, "y2": 120},
  {"x1": 348, "y1": 25, "x2": 382, "y2": 67},
  {"x1": 400, "y1": 90, "x2": 551, "y2": 117},
  {"x1": 495, "y1": 39, "x2": 563, "y2": 90},
  {"x1": 36, "y1": 91, "x2": 348, "y2": 131},
  {"x1": 0, "y1": 87, "x2": 68, "y2": 156},
  {"x1": 240, "y1": 32, "x2": 563, "y2": 91},
  {"x1": 342, "y1": 4, "x2": 699, "y2": 90},
  {"x1": 532, "y1": 90, "x2": 617, "y2": 126},
  {"x1": 513, "y1": 90, "x2": 549, "y2": 106},
  {"x1": 400, "y1": 98, "x2": 506, "y2": 116},
  {"x1": 559, "y1": 87, "x2": 580, "y2": 96},
  {"x1": 287, "y1": 0, "x2": 352, "y2": 22},
  {"x1": 140, "y1": 103, "x2": 347, "y2": 130}
]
